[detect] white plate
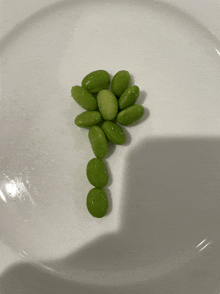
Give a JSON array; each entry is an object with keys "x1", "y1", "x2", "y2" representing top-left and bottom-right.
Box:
[{"x1": 1, "y1": 0, "x2": 220, "y2": 293}]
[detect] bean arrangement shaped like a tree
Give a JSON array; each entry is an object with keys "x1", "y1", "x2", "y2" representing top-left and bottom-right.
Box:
[{"x1": 71, "y1": 70, "x2": 145, "y2": 218}]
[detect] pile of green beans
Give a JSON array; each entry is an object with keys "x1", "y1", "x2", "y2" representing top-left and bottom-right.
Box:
[{"x1": 71, "y1": 70, "x2": 145, "y2": 218}]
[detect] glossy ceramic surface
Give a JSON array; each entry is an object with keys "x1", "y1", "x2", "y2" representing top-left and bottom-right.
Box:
[{"x1": 0, "y1": 0, "x2": 220, "y2": 293}]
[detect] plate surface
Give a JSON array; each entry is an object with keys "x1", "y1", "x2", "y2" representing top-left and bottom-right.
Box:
[{"x1": 1, "y1": 0, "x2": 220, "y2": 293}]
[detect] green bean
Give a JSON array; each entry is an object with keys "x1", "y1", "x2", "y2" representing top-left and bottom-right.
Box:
[
  {"x1": 119, "y1": 85, "x2": 139, "y2": 110},
  {"x1": 97, "y1": 89, "x2": 118, "y2": 120},
  {"x1": 89, "y1": 126, "x2": 108, "y2": 159},
  {"x1": 111, "y1": 70, "x2": 131, "y2": 97},
  {"x1": 87, "y1": 188, "x2": 108, "y2": 218},
  {"x1": 117, "y1": 104, "x2": 145, "y2": 126},
  {"x1": 102, "y1": 121, "x2": 126, "y2": 145},
  {"x1": 86, "y1": 158, "x2": 109, "y2": 188},
  {"x1": 82, "y1": 70, "x2": 110, "y2": 93},
  {"x1": 75, "y1": 111, "x2": 102, "y2": 128},
  {"x1": 71, "y1": 86, "x2": 97, "y2": 110}
]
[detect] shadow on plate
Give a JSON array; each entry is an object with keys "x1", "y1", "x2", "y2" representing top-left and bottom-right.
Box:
[{"x1": 1, "y1": 136, "x2": 220, "y2": 294}]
